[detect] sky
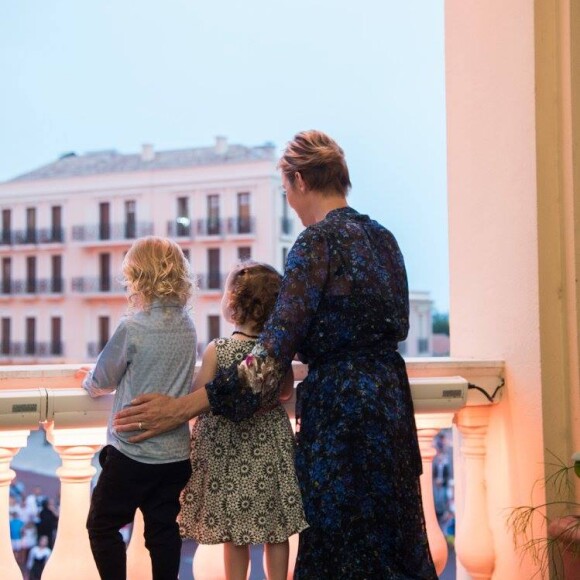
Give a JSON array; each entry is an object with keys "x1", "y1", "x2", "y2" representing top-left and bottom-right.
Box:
[{"x1": 0, "y1": 0, "x2": 449, "y2": 311}]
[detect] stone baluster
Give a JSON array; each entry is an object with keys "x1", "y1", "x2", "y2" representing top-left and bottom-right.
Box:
[
  {"x1": 454, "y1": 406, "x2": 495, "y2": 579},
  {"x1": 42, "y1": 425, "x2": 104, "y2": 580},
  {"x1": 416, "y1": 413, "x2": 454, "y2": 575},
  {"x1": 0, "y1": 430, "x2": 30, "y2": 580},
  {"x1": 126, "y1": 508, "x2": 152, "y2": 579}
]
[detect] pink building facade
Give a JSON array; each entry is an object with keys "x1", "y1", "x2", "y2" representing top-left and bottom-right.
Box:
[{"x1": 0, "y1": 138, "x2": 296, "y2": 362}]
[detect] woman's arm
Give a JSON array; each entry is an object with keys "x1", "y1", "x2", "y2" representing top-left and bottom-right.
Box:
[
  {"x1": 192, "y1": 341, "x2": 217, "y2": 391},
  {"x1": 117, "y1": 228, "x2": 329, "y2": 436}
]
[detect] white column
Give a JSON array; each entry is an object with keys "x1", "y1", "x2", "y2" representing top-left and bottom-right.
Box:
[
  {"x1": 415, "y1": 413, "x2": 453, "y2": 575},
  {"x1": 454, "y1": 406, "x2": 495, "y2": 579},
  {"x1": 0, "y1": 430, "x2": 29, "y2": 580},
  {"x1": 42, "y1": 425, "x2": 104, "y2": 580},
  {"x1": 126, "y1": 508, "x2": 152, "y2": 580}
]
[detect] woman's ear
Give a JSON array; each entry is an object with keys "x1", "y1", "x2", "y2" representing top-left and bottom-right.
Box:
[{"x1": 295, "y1": 172, "x2": 307, "y2": 193}]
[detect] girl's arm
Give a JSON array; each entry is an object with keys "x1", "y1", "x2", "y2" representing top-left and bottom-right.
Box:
[
  {"x1": 278, "y1": 366, "x2": 294, "y2": 402},
  {"x1": 192, "y1": 341, "x2": 218, "y2": 391}
]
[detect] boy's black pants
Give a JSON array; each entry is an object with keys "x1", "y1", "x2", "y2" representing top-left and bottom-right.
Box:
[{"x1": 87, "y1": 445, "x2": 192, "y2": 580}]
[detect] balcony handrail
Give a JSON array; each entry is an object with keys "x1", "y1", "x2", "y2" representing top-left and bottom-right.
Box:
[{"x1": 0, "y1": 357, "x2": 503, "y2": 422}]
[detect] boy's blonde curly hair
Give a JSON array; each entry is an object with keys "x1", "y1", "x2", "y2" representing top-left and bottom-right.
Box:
[{"x1": 122, "y1": 236, "x2": 194, "y2": 309}]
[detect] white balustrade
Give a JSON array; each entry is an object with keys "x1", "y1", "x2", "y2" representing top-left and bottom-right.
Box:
[
  {"x1": 454, "y1": 406, "x2": 495, "y2": 579},
  {"x1": 0, "y1": 359, "x2": 504, "y2": 580},
  {"x1": 416, "y1": 413, "x2": 456, "y2": 575},
  {"x1": 42, "y1": 424, "x2": 105, "y2": 580},
  {"x1": 0, "y1": 430, "x2": 29, "y2": 580}
]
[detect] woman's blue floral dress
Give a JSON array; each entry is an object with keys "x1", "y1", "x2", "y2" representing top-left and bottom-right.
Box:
[{"x1": 207, "y1": 207, "x2": 437, "y2": 579}]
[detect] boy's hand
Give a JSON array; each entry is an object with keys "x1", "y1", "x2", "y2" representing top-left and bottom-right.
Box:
[{"x1": 75, "y1": 366, "x2": 92, "y2": 384}]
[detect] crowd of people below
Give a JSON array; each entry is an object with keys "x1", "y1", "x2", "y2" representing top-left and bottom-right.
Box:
[{"x1": 9, "y1": 481, "x2": 59, "y2": 579}]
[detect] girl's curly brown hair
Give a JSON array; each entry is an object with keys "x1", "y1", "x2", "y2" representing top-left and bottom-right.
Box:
[
  {"x1": 227, "y1": 261, "x2": 282, "y2": 331},
  {"x1": 122, "y1": 236, "x2": 194, "y2": 310}
]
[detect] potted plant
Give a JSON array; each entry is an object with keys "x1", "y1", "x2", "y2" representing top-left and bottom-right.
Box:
[{"x1": 508, "y1": 452, "x2": 580, "y2": 578}]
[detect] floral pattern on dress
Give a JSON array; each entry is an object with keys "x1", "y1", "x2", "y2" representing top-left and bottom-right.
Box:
[
  {"x1": 207, "y1": 207, "x2": 437, "y2": 579},
  {"x1": 179, "y1": 338, "x2": 308, "y2": 545}
]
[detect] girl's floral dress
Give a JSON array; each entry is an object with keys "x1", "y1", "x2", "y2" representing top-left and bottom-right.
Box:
[
  {"x1": 178, "y1": 338, "x2": 308, "y2": 545},
  {"x1": 206, "y1": 207, "x2": 437, "y2": 579}
]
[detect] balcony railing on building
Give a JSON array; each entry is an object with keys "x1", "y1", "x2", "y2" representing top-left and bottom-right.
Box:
[
  {"x1": 71, "y1": 276, "x2": 125, "y2": 295},
  {"x1": 0, "y1": 359, "x2": 504, "y2": 580},
  {"x1": 227, "y1": 216, "x2": 255, "y2": 236},
  {"x1": 0, "y1": 278, "x2": 65, "y2": 296},
  {"x1": 87, "y1": 342, "x2": 107, "y2": 358},
  {"x1": 0, "y1": 341, "x2": 64, "y2": 358},
  {"x1": 0, "y1": 228, "x2": 65, "y2": 245},
  {"x1": 197, "y1": 272, "x2": 225, "y2": 291},
  {"x1": 71, "y1": 222, "x2": 154, "y2": 243},
  {"x1": 167, "y1": 219, "x2": 192, "y2": 239},
  {"x1": 196, "y1": 218, "x2": 224, "y2": 237}
]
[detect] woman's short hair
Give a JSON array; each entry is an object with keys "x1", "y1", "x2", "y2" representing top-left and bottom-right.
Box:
[
  {"x1": 228, "y1": 261, "x2": 282, "y2": 331},
  {"x1": 278, "y1": 130, "x2": 351, "y2": 196},
  {"x1": 122, "y1": 236, "x2": 194, "y2": 309}
]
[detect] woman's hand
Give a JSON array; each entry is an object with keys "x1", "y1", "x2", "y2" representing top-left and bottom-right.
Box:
[
  {"x1": 112, "y1": 389, "x2": 210, "y2": 443},
  {"x1": 113, "y1": 393, "x2": 185, "y2": 443}
]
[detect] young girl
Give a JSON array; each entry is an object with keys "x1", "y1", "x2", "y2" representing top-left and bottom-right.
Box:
[
  {"x1": 179, "y1": 261, "x2": 308, "y2": 580},
  {"x1": 79, "y1": 236, "x2": 197, "y2": 580}
]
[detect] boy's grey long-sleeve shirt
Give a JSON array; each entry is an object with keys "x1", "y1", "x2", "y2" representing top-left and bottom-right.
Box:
[{"x1": 83, "y1": 301, "x2": 197, "y2": 463}]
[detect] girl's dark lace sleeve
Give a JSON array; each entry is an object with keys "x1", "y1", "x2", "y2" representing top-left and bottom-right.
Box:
[{"x1": 207, "y1": 229, "x2": 329, "y2": 422}]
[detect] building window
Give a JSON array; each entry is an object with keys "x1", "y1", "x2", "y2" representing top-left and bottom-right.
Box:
[
  {"x1": 418, "y1": 338, "x2": 429, "y2": 354},
  {"x1": 238, "y1": 247, "x2": 251, "y2": 261},
  {"x1": 125, "y1": 200, "x2": 136, "y2": 239},
  {"x1": 99, "y1": 202, "x2": 111, "y2": 240},
  {"x1": 51, "y1": 206, "x2": 63, "y2": 242},
  {"x1": 51, "y1": 255, "x2": 63, "y2": 293},
  {"x1": 207, "y1": 248, "x2": 221, "y2": 290},
  {"x1": 208, "y1": 315, "x2": 220, "y2": 342},
  {"x1": 25, "y1": 317, "x2": 36, "y2": 355},
  {"x1": 237, "y1": 192, "x2": 251, "y2": 234},
  {"x1": 51, "y1": 317, "x2": 62, "y2": 355},
  {"x1": 207, "y1": 195, "x2": 220, "y2": 235},
  {"x1": 176, "y1": 197, "x2": 190, "y2": 237},
  {"x1": 2, "y1": 257, "x2": 11, "y2": 294},
  {"x1": 26, "y1": 256, "x2": 36, "y2": 293},
  {"x1": 281, "y1": 192, "x2": 291, "y2": 235},
  {"x1": 1, "y1": 318, "x2": 10, "y2": 355},
  {"x1": 98, "y1": 316, "x2": 110, "y2": 351},
  {"x1": 99, "y1": 253, "x2": 111, "y2": 292},
  {"x1": 26, "y1": 208, "x2": 37, "y2": 244},
  {"x1": 2, "y1": 209, "x2": 11, "y2": 245}
]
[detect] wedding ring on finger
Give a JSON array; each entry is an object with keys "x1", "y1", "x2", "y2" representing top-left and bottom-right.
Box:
[{"x1": 138, "y1": 421, "x2": 144, "y2": 431}]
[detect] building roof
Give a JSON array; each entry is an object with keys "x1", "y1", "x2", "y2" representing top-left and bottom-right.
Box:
[{"x1": 8, "y1": 140, "x2": 277, "y2": 182}]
